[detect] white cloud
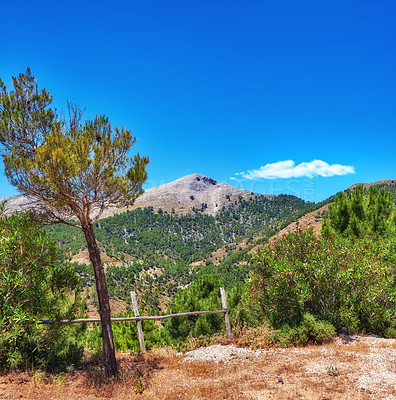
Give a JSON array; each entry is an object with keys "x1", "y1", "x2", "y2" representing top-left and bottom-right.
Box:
[{"x1": 236, "y1": 160, "x2": 355, "y2": 180}]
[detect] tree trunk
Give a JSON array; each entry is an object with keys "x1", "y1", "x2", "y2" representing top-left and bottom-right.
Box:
[{"x1": 82, "y1": 224, "x2": 118, "y2": 377}]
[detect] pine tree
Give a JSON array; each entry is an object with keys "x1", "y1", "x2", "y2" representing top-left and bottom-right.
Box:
[
  {"x1": 0, "y1": 68, "x2": 149, "y2": 376},
  {"x1": 323, "y1": 185, "x2": 395, "y2": 238}
]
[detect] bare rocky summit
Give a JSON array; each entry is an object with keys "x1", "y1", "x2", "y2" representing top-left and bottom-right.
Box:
[{"x1": 126, "y1": 173, "x2": 259, "y2": 215}]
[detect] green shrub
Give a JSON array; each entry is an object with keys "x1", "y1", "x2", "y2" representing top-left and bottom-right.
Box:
[
  {"x1": 384, "y1": 327, "x2": 396, "y2": 339},
  {"x1": 83, "y1": 312, "x2": 162, "y2": 353},
  {"x1": 322, "y1": 186, "x2": 395, "y2": 238},
  {"x1": 274, "y1": 314, "x2": 336, "y2": 347},
  {"x1": 163, "y1": 275, "x2": 226, "y2": 342},
  {"x1": 0, "y1": 209, "x2": 84, "y2": 371},
  {"x1": 112, "y1": 315, "x2": 161, "y2": 352}
]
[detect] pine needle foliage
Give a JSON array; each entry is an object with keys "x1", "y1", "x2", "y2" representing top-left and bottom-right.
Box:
[{"x1": 322, "y1": 185, "x2": 395, "y2": 238}]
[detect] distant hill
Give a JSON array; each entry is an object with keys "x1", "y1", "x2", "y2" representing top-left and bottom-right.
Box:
[
  {"x1": 348, "y1": 179, "x2": 396, "y2": 191},
  {"x1": 0, "y1": 194, "x2": 36, "y2": 216}
]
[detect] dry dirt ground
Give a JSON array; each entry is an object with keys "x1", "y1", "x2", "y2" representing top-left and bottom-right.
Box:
[{"x1": 0, "y1": 336, "x2": 394, "y2": 400}]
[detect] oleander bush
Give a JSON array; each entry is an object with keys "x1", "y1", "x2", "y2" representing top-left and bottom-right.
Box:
[{"x1": 250, "y1": 228, "x2": 395, "y2": 335}]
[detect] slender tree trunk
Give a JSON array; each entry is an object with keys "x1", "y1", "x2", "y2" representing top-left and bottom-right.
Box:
[{"x1": 82, "y1": 224, "x2": 118, "y2": 377}]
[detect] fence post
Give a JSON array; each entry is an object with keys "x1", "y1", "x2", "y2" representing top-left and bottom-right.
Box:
[
  {"x1": 130, "y1": 291, "x2": 146, "y2": 353},
  {"x1": 220, "y1": 287, "x2": 232, "y2": 339}
]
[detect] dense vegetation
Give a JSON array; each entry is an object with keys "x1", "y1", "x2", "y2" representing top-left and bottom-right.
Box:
[
  {"x1": 2, "y1": 182, "x2": 396, "y2": 372},
  {"x1": 52, "y1": 184, "x2": 396, "y2": 337},
  {"x1": 73, "y1": 243, "x2": 256, "y2": 315},
  {"x1": 0, "y1": 209, "x2": 84, "y2": 371},
  {"x1": 46, "y1": 194, "x2": 312, "y2": 314},
  {"x1": 372, "y1": 181, "x2": 396, "y2": 204}
]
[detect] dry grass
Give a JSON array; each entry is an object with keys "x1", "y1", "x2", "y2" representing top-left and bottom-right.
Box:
[{"x1": 0, "y1": 336, "x2": 394, "y2": 400}]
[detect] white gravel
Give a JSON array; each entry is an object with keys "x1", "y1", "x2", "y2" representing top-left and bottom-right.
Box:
[{"x1": 182, "y1": 344, "x2": 259, "y2": 363}]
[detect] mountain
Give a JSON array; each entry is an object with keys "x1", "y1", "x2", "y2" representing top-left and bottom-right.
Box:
[
  {"x1": 47, "y1": 185, "x2": 310, "y2": 266},
  {"x1": 2, "y1": 176, "x2": 394, "y2": 218},
  {"x1": 127, "y1": 173, "x2": 264, "y2": 215},
  {"x1": 0, "y1": 194, "x2": 36, "y2": 216},
  {"x1": 0, "y1": 173, "x2": 264, "y2": 217}
]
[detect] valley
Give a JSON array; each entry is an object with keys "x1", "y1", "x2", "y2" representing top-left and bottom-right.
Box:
[{"x1": 1, "y1": 175, "x2": 395, "y2": 317}]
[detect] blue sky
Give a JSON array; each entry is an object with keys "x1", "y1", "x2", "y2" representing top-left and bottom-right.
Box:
[{"x1": 0, "y1": 0, "x2": 395, "y2": 202}]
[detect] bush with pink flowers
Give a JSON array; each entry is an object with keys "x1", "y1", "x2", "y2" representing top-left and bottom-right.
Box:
[{"x1": 250, "y1": 228, "x2": 395, "y2": 335}]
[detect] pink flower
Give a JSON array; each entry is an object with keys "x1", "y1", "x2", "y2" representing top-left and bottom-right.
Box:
[{"x1": 75, "y1": 311, "x2": 78, "y2": 315}]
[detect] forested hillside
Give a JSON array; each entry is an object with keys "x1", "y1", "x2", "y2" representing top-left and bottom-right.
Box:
[{"x1": 48, "y1": 193, "x2": 311, "y2": 264}]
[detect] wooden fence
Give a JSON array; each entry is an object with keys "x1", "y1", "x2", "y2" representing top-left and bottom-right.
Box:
[{"x1": 41, "y1": 287, "x2": 232, "y2": 353}]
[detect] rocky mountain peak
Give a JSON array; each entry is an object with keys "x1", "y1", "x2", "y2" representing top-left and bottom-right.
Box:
[
  {"x1": 189, "y1": 174, "x2": 218, "y2": 192},
  {"x1": 128, "y1": 173, "x2": 254, "y2": 215}
]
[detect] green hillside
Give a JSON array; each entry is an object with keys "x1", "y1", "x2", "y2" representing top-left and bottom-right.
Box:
[{"x1": 48, "y1": 194, "x2": 311, "y2": 264}]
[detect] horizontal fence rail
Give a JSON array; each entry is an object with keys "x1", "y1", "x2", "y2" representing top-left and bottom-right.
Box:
[
  {"x1": 40, "y1": 309, "x2": 227, "y2": 325},
  {"x1": 40, "y1": 287, "x2": 232, "y2": 352}
]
